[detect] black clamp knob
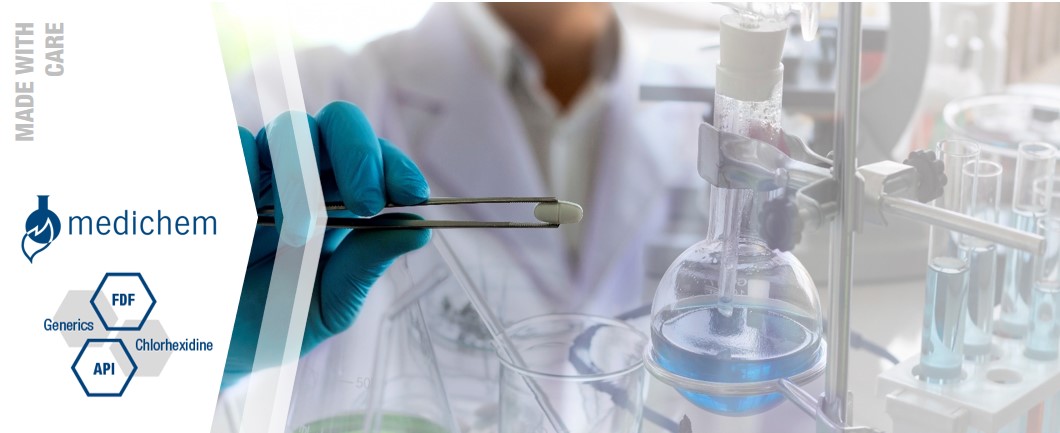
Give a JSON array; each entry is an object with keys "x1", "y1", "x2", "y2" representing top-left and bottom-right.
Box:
[
  {"x1": 903, "y1": 150, "x2": 947, "y2": 203},
  {"x1": 760, "y1": 194, "x2": 803, "y2": 252}
]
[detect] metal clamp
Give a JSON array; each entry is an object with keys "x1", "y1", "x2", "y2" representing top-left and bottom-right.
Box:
[
  {"x1": 698, "y1": 122, "x2": 831, "y2": 191},
  {"x1": 697, "y1": 119, "x2": 1046, "y2": 254},
  {"x1": 777, "y1": 379, "x2": 884, "y2": 433}
]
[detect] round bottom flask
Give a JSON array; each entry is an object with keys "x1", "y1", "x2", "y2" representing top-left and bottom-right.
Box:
[{"x1": 645, "y1": 189, "x2": 825, "y2": 416}]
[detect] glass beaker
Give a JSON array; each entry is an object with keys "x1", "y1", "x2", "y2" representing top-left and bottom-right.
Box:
[
  {"x1": 286, "y1": 250, "x2": 461, "y2": 433},
  {"x1": 497, "y1": 314, "x2": 647, "y2": 433},
  {"x1": 645, "y1": 184, "x2": 824, "y2": 416},
  {"x1": 287, "y1": 258, "x2": 459, "y2": 433},
  {"x1": 960, "y1": 160, "x2": 1003, "y2": 361}
]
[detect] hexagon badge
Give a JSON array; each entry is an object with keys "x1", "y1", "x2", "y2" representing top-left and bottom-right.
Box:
[
  {"x1": 90, "y1": 273, "x2": 156, "y2": 331},
  {"x1": 116, "y1": 320, "x2": 172, "y2": 377},
  {"x1": 51, "y1": 290, "x2": 108, "y2": 347},
  {"x1": 72, "y1": 339, "x2": 138, "y2": 397}
]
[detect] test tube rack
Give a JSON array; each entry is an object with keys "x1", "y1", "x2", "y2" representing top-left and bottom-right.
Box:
[{"x1": 879, "y1": 338, "x2": 1060, "y2": 433}]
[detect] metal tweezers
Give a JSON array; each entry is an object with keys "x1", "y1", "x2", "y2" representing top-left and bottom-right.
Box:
[{"x1": 256, "y1": 197, "x2": 563, "y2": 229}]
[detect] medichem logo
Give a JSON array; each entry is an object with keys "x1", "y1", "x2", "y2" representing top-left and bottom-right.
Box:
[
  {"x1": 21, "y1": 195, "x2": 221, "y2": 264},
  {"x1": 23, "y1": 195, "x2": 61, "y2": 262}
]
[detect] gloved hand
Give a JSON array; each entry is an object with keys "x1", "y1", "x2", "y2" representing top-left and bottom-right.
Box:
[{"x1": 222, "y1": 101, "x2": 431, "y2": 389}]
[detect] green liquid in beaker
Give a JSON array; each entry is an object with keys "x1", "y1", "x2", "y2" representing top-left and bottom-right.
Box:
[{"x1": 294, "y1": 413, "x2": 450, "y2": 433}]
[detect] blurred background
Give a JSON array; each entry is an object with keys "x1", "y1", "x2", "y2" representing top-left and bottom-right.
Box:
[
  {"x1": 213, "y1": 3, "x2": 1060, "y2": 432},
  {"x1": 212, "y1": 2, "x2": 1060, "y2": 85}
]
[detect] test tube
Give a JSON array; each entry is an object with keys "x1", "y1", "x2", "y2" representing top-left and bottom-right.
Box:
[
  {"x1": 1025, "y1": 216, "x2": 1060, "y2": 361},
  {"x1": 917, "y1": 139, "x2": 978, "y2": 382},
  {"x1": 1035, "y1": 177, "x2": 1060, "y2": 433},
  {"x1": 1012, "y1": 179, "x2": 1060, "y2": 433},
  {"x1": 1033, "y1": 175, "x2": 1060, "y2": 218},
  {"x1": 959, "y1": 160, "x2": 1003, "y2": 361},
  {"x1": 998, "y1": 142, "x2": 1058, "y2": 338}
]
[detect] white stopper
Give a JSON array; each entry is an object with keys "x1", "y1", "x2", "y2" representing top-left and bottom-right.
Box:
[
  {"x1": 716, "y1": 14, "x2": 788, "y2": 102},
  {"x1": 534, "y1": 200, "x2": 583, "y2": 225}
]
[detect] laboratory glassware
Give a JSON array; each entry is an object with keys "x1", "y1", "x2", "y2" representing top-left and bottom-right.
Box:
[
  {"x1": 416, "y1": 241, "x2": 529, "y2": 431},
  {"x1": 1025, "y1": 209, "x2": 1060, "y2": 433},
  {"x1": 711, "y1": 9, "x2": 786, "y2": 316},
  {"x1": 1034, "y1": 175, "x2": 1060, "y2": 218},
  {"x1": 360, "y1": 253, "x2": 467, "y2": 433},
  {"x1": 360, "y1": 228, "x2": 576, "y2": 433},
  {"x1": 286, "y1": 254, "x2": 459, "y2": 433},
  {"x1": 960, "y1": 160, "x2": 1003, "y2": 361},
  {"x1": 998, "y1": 142, "x2": 1058, "y2": 338},
  {"x1": 1026, "y1": 176, "x2": 1060, "y2": 363},
  {"x1": 944, "y1": 94, "x2": 1060, "y2": 158},
  {"x1": 1025, "y1": 215, "x2": 1060, "y2": 361},
  {"x1": 712, "y1": 16, "x2": 784, "y2": 148},
  {"x1": 430, "y1": 230, "x2": 573, "y2": 433},
  {"x1": 645, "y1": 207, "x2": 825, "y2": 416},
  {"x1": 646, "y1": 11, "x2": 824, "y2": 416},
  {"x1": 497, "y1": 314, "x2": 648, "y2": 433},
  {"x1": 943, "y1": 94, "x2": 1060, "y2": 225},
  {"x1": 717, "y1": 2, "x2": 819, "y2": 41},
  {"x1": 917, "y1": 139, "x2": 978, "y2": 382}
]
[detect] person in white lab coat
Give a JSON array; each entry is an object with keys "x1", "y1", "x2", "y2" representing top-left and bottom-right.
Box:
[{"x1": 220, "y1": 2, "x2": 706, "y2": 430}]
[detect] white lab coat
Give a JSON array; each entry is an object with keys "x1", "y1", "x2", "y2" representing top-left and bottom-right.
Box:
[{"x1": 219, "y1": 3, "x2": 710, "y2": 432}]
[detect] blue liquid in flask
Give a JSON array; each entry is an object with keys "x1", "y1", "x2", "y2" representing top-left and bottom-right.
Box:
[{"x1": 651, "y1": 294, "x2": 823, "y2": 416}]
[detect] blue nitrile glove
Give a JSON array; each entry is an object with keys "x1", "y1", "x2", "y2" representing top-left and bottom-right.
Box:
[{"x1": 222, "y1": 101, "x2": 431, "y2": 389}]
